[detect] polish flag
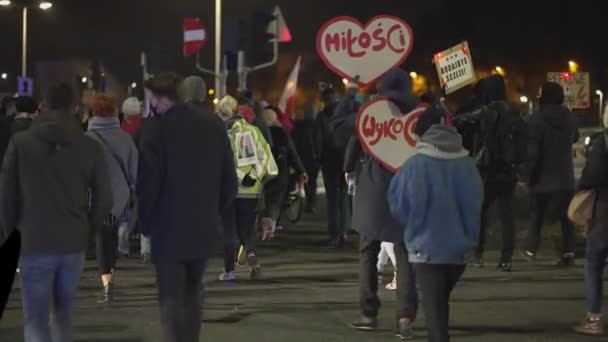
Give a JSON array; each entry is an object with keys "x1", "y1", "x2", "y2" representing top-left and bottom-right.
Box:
[
  {"x1": 278, "y1": 56, "x2": 301, "y2": 120},
  {"x1": 183, "y1": 18, "x2": 207, "y2": 57}
]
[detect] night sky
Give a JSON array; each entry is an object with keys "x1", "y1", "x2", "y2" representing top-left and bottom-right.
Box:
[{"x1": 0, "y1": 0, "x2": 606, "y2": 103}]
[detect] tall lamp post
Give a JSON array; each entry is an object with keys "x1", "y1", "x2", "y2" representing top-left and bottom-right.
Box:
[
  {"x1": 597, "y1": 90, "x2": 604, "y2": 127},
  {"x1": 0, "y1": 1, "x2": 53, "y2": 77}
]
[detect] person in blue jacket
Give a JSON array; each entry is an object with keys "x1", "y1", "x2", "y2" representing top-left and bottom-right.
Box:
[{"x1": 388, "y1": 104, "x2": 483, "y2": 342}]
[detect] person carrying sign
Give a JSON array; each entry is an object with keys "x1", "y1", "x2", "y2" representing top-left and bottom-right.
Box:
[{"x1": 345, "y1": 69, "x2": 419, "y2": 339}]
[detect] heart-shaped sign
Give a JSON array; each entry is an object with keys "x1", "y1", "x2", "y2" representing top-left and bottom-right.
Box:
[
  {"x1": 356, "y1": 97, "x2": 427, "y2": 172},
  {"x1": 316, "y1": 15, "x2": 414, "y2": 86}
]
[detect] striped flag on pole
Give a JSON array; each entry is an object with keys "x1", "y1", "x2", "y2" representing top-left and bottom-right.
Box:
[{"x1": 278, "y1": 56, "x2": 301, "y2": 119}]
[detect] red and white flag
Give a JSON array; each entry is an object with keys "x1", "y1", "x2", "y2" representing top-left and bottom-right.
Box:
[
  {"x1": 183, "y1": 18, "x2": 207, "y2": 57},
  {"x1": 278, "y1": 56, "x2": 301, "y2": 118}
]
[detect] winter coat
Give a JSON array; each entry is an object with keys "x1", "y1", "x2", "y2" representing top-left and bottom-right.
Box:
[
  {"x1": 137, "y1": 104, "x2": 237, "y2": 262},
  {"x1": 291, "y1": 112, "x2": 319, "y2": 173},
  {"x1": 121, "y1": 115, "x2": 142, "y2": 138},
  {"x1": 225, "y1": 116, "x2": 277, "y2": 199},
  {"x1": 0, "y1": 110, "x2": 113, "y2": 254},
  {"x1": 527, "y1": 104, "x2": 579, "y2": 193},
  {"x1": 11, "y1": 117, "x2": 33, "y2": 136},
  {"x1": 388, "y1": 125, "x2": 483, "y2": 264},
  {"x1": 578, "y1": 134, "x2": 608, "y2": 241},
  {"x1": 268, "y1": 126, "x2": 305, "y2": 187},
  {"x1": 346, "y1": 69, "x2": 420, "y2": 243},
  {"x1": 314, "y1": 102, "x2": 340, "y2": 168},
  {"x1": 86, "y1": 117, "x2": 138, "y2": 219}
]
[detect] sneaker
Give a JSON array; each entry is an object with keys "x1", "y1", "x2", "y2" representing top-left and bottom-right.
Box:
[
  {"x1": 497, "y1": 260, "x2": 512, "y2": 272},
  {"x1": 386, "y1": 274, "x2": 397, "y2": 291},
  {"x1": 396, "y1": 317, "x2": 414, "y2": 340},
  {"x1": 521, "y1": 249, "x2": 536, "y2": 262},
  {"x1": 557, "y1": 253, "x2": 575, "y2": 267},
  {"x1": 575, "y1": 315, "x2": 603, "y2": 336},
  {"x1": 350, "y1": 316, "x2": 378, "y2": 331},
  {"x1": 237, "y1": 246, "x2": 247, "y2": 267},
  {"x1": 218, "y1": 271, "x2": 236, "y2": 282},
  {"x1": 247, "y1": 253, "x2": 262, "y2": 279}
]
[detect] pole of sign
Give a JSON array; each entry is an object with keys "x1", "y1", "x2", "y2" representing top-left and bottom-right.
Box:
[
  {"x1": 597, "y1": 90, "x2": 604, "y2": 127},
  {"x1": 237, "y1": 50, "x2": 246, "y2": 90},
  {"x1": 214, "y1": 0, "x2": 222, "y2": 105},
  {"x1": 22, "y1": 6, "x2": 27, "y2": 77},
  {"x1": 141, "y1": 51, "x2": 151, "y2": 117}
]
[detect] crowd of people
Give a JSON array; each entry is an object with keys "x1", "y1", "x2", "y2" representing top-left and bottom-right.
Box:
[{"x1": 0, "y1": 67, "x2": 606, "y2": 342}]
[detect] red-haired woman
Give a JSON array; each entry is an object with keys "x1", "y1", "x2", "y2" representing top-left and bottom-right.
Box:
[{"x1": 86, "y1": 95, "x2": 138, "y2": 303}]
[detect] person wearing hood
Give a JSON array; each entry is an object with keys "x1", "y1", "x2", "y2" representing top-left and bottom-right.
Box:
[
  {"x1": 389, "y1": 104, "x2": 483, "y2": 342},
  {"x1": 522, "y1": 82, "x2": 579, "y2": 266},
  {"x1": 292, "y1": 102, "x2": 320, "y2": 212},
  {"x1": 216, "y1": 95, "x2": 276, "y2": 282},
  {"x1": 455, "y1": 75, "x2": 525, "y2": 271},
  {"x1": 314, "y1": 86, "x2": 350, "y2": 246},
  {"x1": 86, "y1": 95, "x2": 138, "y2": 304},
  {"x1": 260, "y1": 107, "x2": 307, "y2": 232},
  {"x1": 345, "y1": 69, "x2": 420, "y2": 339},
  {"x1": 0, "y1": 83, "x2": 113, "y2": 341}
]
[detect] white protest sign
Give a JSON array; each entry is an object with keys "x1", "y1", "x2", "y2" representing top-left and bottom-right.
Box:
[
  {"x1": 316, "y1": 15, "x2": 414, "y2": 86},
  {"x1": 356, "y1": 97, "x2": 427, "y2": 172},
  {"x1": 434, "y1": 41, "x2": 476, "y2": 94},
  {"x1": 547, "y1": 72, "x2": 590, "y2": 109}
]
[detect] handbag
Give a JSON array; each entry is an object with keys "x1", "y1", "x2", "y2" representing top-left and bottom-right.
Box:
[{"x1": 568, "y1": 189, "x2": 597, "y2": 230}]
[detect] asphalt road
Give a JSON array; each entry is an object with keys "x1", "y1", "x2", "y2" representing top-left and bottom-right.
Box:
[{"x1": 0, "y1": 205, "x2": 604, "y2": 342}]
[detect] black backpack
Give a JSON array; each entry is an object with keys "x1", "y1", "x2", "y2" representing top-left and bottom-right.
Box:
[{"x1": 478, "y1": 102, "x2": 528, "y2": 167}]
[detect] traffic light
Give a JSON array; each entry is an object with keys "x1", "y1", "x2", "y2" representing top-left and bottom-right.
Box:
[{"x1": 239, "y1": 11, "x2": 275, "y2": 66}]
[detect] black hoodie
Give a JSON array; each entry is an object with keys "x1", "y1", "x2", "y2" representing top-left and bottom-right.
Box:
[{"x1": 0, "y1": 111, "x2": 113, "y2": 254}]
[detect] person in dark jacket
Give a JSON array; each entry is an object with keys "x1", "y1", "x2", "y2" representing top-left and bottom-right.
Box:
[
  {"x1": 11, "y1": 96, "x2": 37, "y2": 135},
  {"x1": 261, "y1": 107, "x2": 307, "y2": 232},
  {"x1": 345, "y1": 69, "x2": 419, "y2": 339},
  {"x1": 0, "y1": 83, "x2": 113, "y2": 341},
  {"x1": 292, "y1": 103, "x2": 320, "y2": 212},
  {"x1": 138, "y1": 73, "x2": 238, "y2": 342},
  {"x1": 455, "y1": 75, "x2": 520, "y2": 271},
  {"x1": 314, "y1": 87, "x2": 349, "y2": 246},
  {"x1": 523, "y1": 82, "x2": 579, "y2": 266}
]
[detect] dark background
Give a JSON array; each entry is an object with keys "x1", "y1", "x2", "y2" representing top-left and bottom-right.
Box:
[{"x1": 0, "y1": 0, "x2": 606, "y2": 113}]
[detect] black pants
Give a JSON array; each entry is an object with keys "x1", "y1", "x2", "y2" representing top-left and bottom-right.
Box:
[
  {"x1": 478, "y1": 181, "x2": 515, "y2": 260},
  {"x1": 264, "y1": 181, "x2": 288, "y2": 223},
  {"x1": 414, "y1": 263, "x2": 466, "y2": 342},
  {"x1": 223, "y1": 199, "x2": 258, "y2": 272},
  {"x1": 359, "y1": 237, "x2": 418, "y2": 319},
  {"x1": 526, "y1": 191, "x2": 575, "y2": 254},
  {"x1": 322, "y1": 166, "x2": 348, "y2": 240},
  {"x1": 0, "y1": 230, "x2": 20, "y2": 320},
  {"x1": 305, "y1": 166, "x2": 320, "y2": 210},
  {"x1": 155, "y1": 259, "x2": 207, "y2": 342},
  {"x1": 96, "y1": 218, "x2": 118, "y2": 275}
]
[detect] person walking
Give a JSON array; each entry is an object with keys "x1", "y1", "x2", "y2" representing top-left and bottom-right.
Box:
[
  {"x1": 523, "y1": 82, "x2": 579, "y2": 266},
  {"x1": 345, "y1": 69, "x2": 419, "y2": 339},
  {"x1": 389, "y1": 104, "x2": 483, "y2": 342},
  {"x1": 574, "y1": 128, "x2": 608, "y2": 335},
  {"x1": 138, "y1": 73, "x2": 237, "y2": 342},
  {"x1": 119, "y1": 96, "x2": 151, "y2": 263},
  {"x1": 0, "y1": 83, "x2": 112, "y2": 341},
  {"x1": 292, "y1": 103, "x2": 321, "y2": 212},
  {"x1": 216, "y1": 95, "x2": 276, "y2": 282},
  {"x1": 86, "y1": 95, "x2": 138, "y2": 303},
  {"x1": 314, "y1": 87, "x2": 349, "y2": 246},
  {"x1": 454, "y1": 75, "x2": 527, "y2": 271},
  {"x1": 261, "y1": 106, "x2": 307, "y2": 232}
]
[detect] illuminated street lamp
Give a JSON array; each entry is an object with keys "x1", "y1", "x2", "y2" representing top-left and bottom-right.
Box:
[
  {"x1": 213, "y1": 98, "x2": 219, "y2": 105},
  {"x1": 1, "y1": 1, "x2": 53, "y2": 77},
  {"x1": 520, "y1": 95, "x2": 529, "y2": 104},
  {"x1": 568, "y1": 60, "x2": 579, "y2": 73},
  {"x1": 131, "y1": 82, "x2": 137, "y2": 89},
  {"x1": 342, "y1": 78, "x2": 349, "y2": 86},
  {"x1": 494, "y1": 66, "x2": 505, "y2": 76},
  {"x1": 409, "y1": 71, "x2": 418, "y2": 79},
  {"x1": 208, "y1": 88, "x2": 215, "y2": 96},
  {"x1": 81, "y1": 77, "x2": 87, "y2": 84},
  {"x1": 1, "y1": 73, "x2": 7, "y2": 80}
]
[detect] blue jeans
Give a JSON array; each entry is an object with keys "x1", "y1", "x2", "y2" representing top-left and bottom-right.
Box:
[
  {"x1": 19, "y1": 253, "x2": 85, "y2": 342},
  {"x1": 585, "y1": 238, "x2": 608, "y2": 314}
]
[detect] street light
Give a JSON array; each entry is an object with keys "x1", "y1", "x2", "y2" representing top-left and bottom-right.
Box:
[
  {"x1": 131, "y1": 82, "x2": 137, "y2": 89},
  {"x1": 494, "y1": 66, "x2": 505, "y2": 76},
  {"x1": 213, "y1": 98, "x2": 219, "y2": 105},
  {"x1": 208, "y1": 88, "x2": 215, "y2": 96},
  {"x1": 342, "y1": 78, "x2": 349, "y2": 86},
  {"x1": 520, "y1": 95, "x2": 529, "y2": 104},
  {"x1": 596, "y1": 90, "x2": 604, "y2": 126},
  {"x1": 409, "y1": 71, "x2": 418, "y2": 79},
  {"x1": 568, "y1": 60, "x2": 579, "y2": 73},
  {"x1": 1, "y1": 73, "x2": 7, "y2": 80},
  {"x1": 1, "y1": 1, "x2": 53, "y2": 77},
  {"x1": 81, "y1": 77, "x2": 87, "y2": 84}
]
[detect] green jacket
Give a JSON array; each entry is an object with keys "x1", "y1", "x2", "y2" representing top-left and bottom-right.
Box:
[{"x1": 226, "y1": 117, "x2": 277, "y2": 198}]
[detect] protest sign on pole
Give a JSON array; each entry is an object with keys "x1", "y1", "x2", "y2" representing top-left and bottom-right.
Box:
[
  {"x1": 356, "y1": 97, "x2": 427, "y2": 172},
  {"x1": 547, "y1": 72, "x2": 590, "y2": 109},
  {"x1": 316, "y1": 15, "x2": 413, "y2": 86},
  {"x1": 434, "y1": 41, "x2": 476, "y2": 94}
]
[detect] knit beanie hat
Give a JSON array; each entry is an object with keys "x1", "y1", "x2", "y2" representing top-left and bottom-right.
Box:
[
  {"x1": 122, "y1": 97, "x2": 141, "y2": 117},
  {"x1": 414, "y1": 103, "x2": 448, "y2": 137}
]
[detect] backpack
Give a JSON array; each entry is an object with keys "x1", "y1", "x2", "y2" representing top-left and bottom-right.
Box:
[{"x1": 478, "y1": 103, "x2": 528, "y2": 167}]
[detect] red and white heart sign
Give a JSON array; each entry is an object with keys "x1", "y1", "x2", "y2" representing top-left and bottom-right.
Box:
[
  {"x1": 356, "y1": 97, "x2": 427, "y2": 172},
  {"x1": 316, "y1": 15, "x2": 414, "y2": 87}
]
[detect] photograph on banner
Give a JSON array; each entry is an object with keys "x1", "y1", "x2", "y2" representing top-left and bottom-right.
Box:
[
  {"x1": 236, "y1": 131, "x2": 258, "y2": 167},
  {"x1": 356, "y1": 97, "x2": 427, "y2": 172},
  {"x1": 316, "y1": 15, "x2": 414, "y2": 86},
  {"x1": 434, "y1": 41, "x2": 476, "y2": 94},
  {"x1": 547, "y1": 72, "x2": 590, "y2": 109}
]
